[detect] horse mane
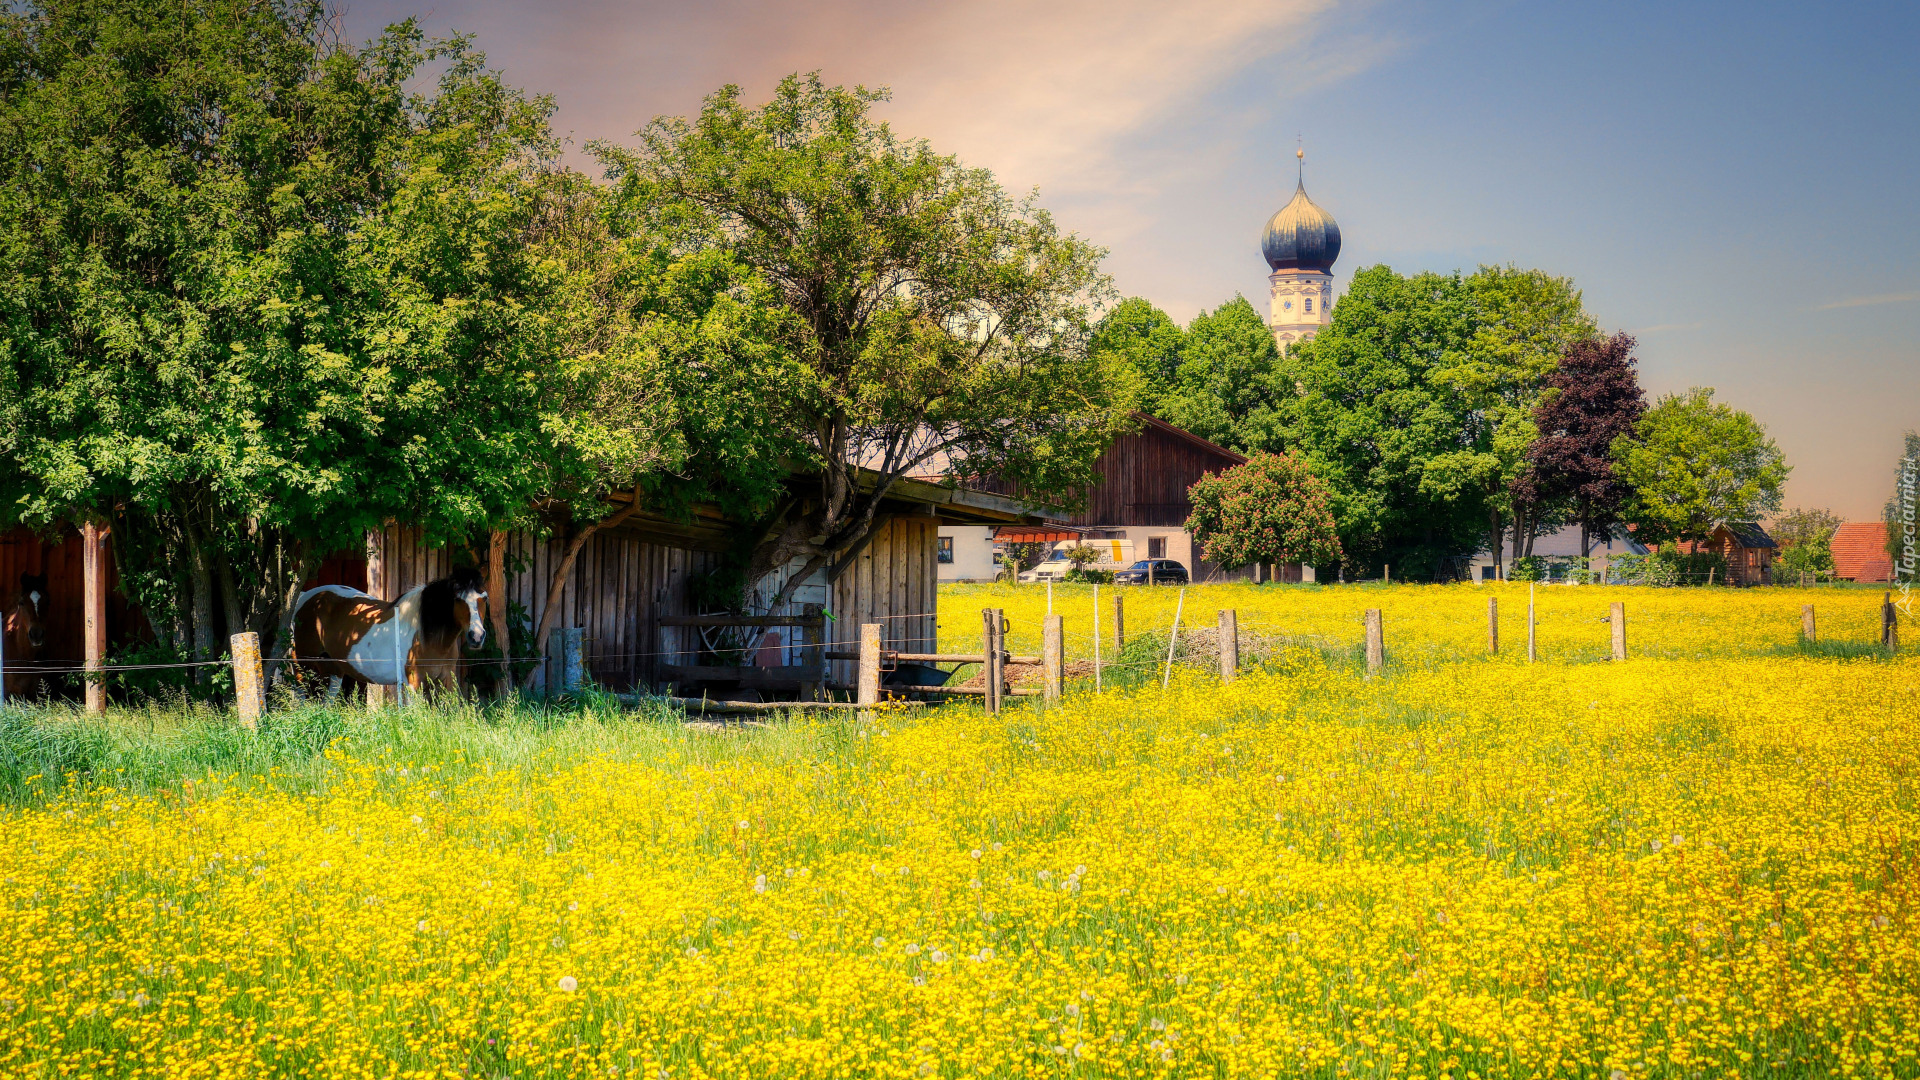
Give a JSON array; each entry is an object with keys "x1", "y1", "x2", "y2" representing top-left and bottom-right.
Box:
[{"x1": 419, "y1": 567, "x2": 484, "y2": 640}]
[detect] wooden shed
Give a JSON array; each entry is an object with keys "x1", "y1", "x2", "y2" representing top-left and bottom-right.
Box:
[
  {"x1": 338, "y1": 474, "x2": 1025, "y2": 694},
  {"x1": 1664, "y1": 522, "x2": 1778, "y2": 586}
]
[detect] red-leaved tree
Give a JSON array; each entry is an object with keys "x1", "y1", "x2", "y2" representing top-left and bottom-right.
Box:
[
  {"x1": 1186, "y1": 453, "x2": 1343, "y2": 571},
  {"x1": 1514, "y1": 332, "x2": 1647, "y2": 556}
]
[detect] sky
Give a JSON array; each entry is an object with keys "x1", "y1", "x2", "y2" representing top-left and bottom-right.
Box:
[{"x1": 343, "y1": 0, "x2": 1920, "y2": 521}]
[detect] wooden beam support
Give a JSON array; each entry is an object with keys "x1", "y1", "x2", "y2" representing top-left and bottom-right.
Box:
[{"x1": 82, "y1": 520, "x2": 107, "y2": 716}]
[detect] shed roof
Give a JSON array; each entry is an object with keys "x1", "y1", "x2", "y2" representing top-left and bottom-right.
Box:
[
  {"x1": 1722, "y1": 522, "x2": 1777, "y2": 550},
  {"x1": 1832, "y1": 521, "x2": 1893, "y2": 582}
]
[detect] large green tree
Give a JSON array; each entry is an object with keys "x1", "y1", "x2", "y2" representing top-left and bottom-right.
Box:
[
  {"x1": 1160, "y1": 296, "x2": 1282, "y2": 453},
  {"x1": 0, "y1": 1, "x2": 747, "y2": 665},
  {"x1": 1884, "y1": 429, "x2": 1918, "y2": 583},
  {"x1": 1615, "y1": 388, "x2": 1790, "y2": 544},
  {"x1": 594, "y1": 74, "x2": 1136, "y2": 606},
  {"x1": 1089, "y1": 298, "x2": 1184, "y2": 417},
  {"x1": 1421, "y1": 266, "x2": 1597, "y2": 573},
  {"x1": 1091, "y1": 294, "x2": 1284, "y2": 455},
  {"x1": 1269, "y1": 266, "x2": 1484, "y2": 577}
]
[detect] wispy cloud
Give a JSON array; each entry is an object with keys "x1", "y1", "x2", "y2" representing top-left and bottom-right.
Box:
[
  {"x1": 1819, "y1": 291, "x2": 1920, "y2": 310},
  {"x1": 344, "y1": 0, "x2": 1401, "y2": 226}
]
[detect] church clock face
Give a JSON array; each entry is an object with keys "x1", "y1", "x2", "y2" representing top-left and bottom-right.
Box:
[{"x1": 1282, "y1": 300, "x2": 1294, "y2": 311}]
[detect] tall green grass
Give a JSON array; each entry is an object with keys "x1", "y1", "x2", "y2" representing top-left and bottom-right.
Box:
[{"x1": 0, "y1": 690, "x2": 852, "y2": 807}]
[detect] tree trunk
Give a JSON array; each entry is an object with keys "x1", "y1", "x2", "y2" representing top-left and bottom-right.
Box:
[
  {"x1": 1488, "y1": 507, "x2": 1503, "y2": 579},
  {"x1": 262, "y1": 537, "x2": 320, "y2": 657},
  {"x1": 521, "y1": 491, "x2": 644, "y2": 688},
  {"x1": 184, "y1": 520, "x2": 217, "y2": 685},
  {"x1": 215, "y1": 545, "x2": 244, "y2": 652}
]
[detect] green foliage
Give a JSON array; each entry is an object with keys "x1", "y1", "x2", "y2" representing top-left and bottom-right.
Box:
[
  {"x1": 1060, "y1": 544, "x2": 1103, "y2": 569},
  {"x1": 1161, "y1": 297, "x2": 1284, "y2": 452},
  {"x1": 1608, "y1": 550, "x2": 1729, "y2": 586},
  {"x1": 1615, "y1": 388, "x2": 1790, "y2": 544},
  {"x1": 1269, "y1": 267, "x2": 1482, "y2": 576},
  {"x1": 1091, "y1": 295, "x2": 1283, "y2": 454},
  {"x1": 1185, "y1": 453, "x2": 1343, "y2": 571},
  {"x1": 1089, "y1": 299, "x2": 1185, "y2": 416},
  {"x1": 1773, "y1": 507, "x2": 1843, "y2": 577},
  {"x1": 1884, "y1": 430, "x2": 1918, "y2": 572},
  {"x1": 594, "y1": 74, "x2": 1136, "y2": 597}
]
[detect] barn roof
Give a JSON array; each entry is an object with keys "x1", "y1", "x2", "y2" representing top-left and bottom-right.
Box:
[
  {"x1": 1832, "y1": 521, "x2": 1893, "y2": 582},
  {"x1": 1134, "y1": 413, "x2": 1247, "y2": 466}
]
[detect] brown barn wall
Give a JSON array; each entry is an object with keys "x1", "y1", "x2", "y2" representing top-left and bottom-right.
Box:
[
  {"x1": 0, "y1": 526, "x2": 145, "y2": 688},
  {"x1": 978, "y1": 418, "x2": 1243, "y2": 529}
]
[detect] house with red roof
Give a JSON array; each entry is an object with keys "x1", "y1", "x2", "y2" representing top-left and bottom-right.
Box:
[{"x1": 1831, "y1": 521, "x2": 1893, "y2": 583}]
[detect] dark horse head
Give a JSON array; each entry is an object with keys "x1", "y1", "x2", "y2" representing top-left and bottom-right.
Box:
[
  {"x1": 11, "y1": 572, "x2": 47, "y2": 650},
  {"x1": 421, "y1": 566, "x2": 489, "y2": 650}
]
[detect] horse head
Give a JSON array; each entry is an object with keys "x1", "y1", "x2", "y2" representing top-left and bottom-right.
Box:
[
  {"x1": 14, "y1": 571, "x2": 47, "y2": 650},
  {"x1": 443, "y1": 566, "x2": 489, "y2": 649}
]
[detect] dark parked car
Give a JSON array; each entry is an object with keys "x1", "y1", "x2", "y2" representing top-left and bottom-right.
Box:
[{"x1": 1114, "y1": 559, "x2": 1188, "y2": 585}]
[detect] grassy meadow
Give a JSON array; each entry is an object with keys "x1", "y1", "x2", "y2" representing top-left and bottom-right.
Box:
[{"x1": 0, "y1": 583, "x2": 1915, "y2": 1079}]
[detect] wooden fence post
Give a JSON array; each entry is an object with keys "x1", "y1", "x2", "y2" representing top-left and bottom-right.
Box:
[
  {"x1": 82, "y1": 519, "x2": 107, "y2": 716},
  {"x1": 1885, "y1": 593, "x2": 1900, "y2": 650},
  {"x1": 560, "y1": 627, "x2": 585, "y2": 693},
  {"x1": 1218, "y1": 609, "x2": 1239, "y2": 684},
  {"x1": 1487, "y1": 597, "x2": 1498, "y2": 654},
  {"x1": 857, "y1": 622, "x2": 883, "y2": 707},
  {"x1": 1042, "y1": 614, "x2": 1063, "y2": 701},
  {"x1": 1527, "y1": 583, "x2": 1537, "y2": 663},
  {"x1": 995, "y1": 609, "x2": 1009, "y2": 711},
  {"x1": 231, "y1": 632, "x2": 265, "y2": 729},
  {"x1": 365, "y1": 527, "x2": 389, "y2": 709},
  {"x1": 1802, "y1": 604, "x2": 1816, "y2": 643},
  {"x1": 1610, "y1": 602, "x2": 1626, "y2": 661},
  {"x1": 1364, "y1": 609, "x2": 1383, "y2": 676},
  {"x1": 981, "y1": 609, "x2": 1001, "y2": 714},
  {"x1": 1113, "y1": 592, "x2": 1125, "y2": 650}
]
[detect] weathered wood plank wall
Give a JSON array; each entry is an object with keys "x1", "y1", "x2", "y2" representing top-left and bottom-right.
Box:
[
  {"x1": 825, "y1": 515, "x2": 938, "y2": 686},
  {"x1": 0, "y1": 526, "x2": 143, "y2": 681},
  {"x1": 366, "y1": 524, "x2": 724, "y2": 691}
]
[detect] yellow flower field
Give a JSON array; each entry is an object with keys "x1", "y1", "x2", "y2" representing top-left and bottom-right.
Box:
[
  {"x1": 1, "y1": 585, "x2": 1915, "y2": 1079},
  {"x1": 937, "y1": 581, "x2": 1902, "y2": 664}
]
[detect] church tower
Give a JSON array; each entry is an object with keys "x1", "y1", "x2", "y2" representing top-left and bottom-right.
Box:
[{"x1": 1261, "y1": 149, "x2": 1341, "y2": 350}]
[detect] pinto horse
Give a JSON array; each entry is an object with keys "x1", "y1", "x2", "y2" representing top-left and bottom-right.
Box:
[
  {"x1": 2, "y1": 572, "x2": 48, "y2": 701},
  {"x1": 289, "y1": 568, "x2": 488, "y2": 697}
]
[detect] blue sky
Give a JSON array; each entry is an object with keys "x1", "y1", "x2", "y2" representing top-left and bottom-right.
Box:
[{"x1": 347, "y1": 0, "x2": 1918, "y2": 519}]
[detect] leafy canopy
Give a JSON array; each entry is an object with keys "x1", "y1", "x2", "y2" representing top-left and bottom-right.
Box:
[
  {"x1": 594, "y1": 73, "x2": 1135, "y2": 595},
  {"x1": 1615, "y1": 388, "x2": 1790, "y2": 544}
]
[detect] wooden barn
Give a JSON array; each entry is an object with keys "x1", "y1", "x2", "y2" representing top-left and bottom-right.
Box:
[
  {"x1": 4, "y1": 470, "x2": 1030, "y2": 707},
  {"x1": 980, "y1": 413, "x2": 1296, "y2": 582}
]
